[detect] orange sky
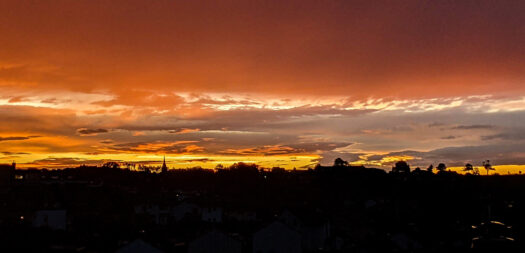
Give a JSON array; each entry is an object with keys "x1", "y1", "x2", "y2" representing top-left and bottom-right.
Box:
[{"x1": 1, "y1": 0, "x2": 525, "y2": 171}]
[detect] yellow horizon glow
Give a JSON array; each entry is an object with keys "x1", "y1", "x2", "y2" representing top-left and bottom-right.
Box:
[
  {"x1": 448, "y1": 165, "x2": 525, "y2": 175},
  {"x1": 3, "y1": 152, "x2": 320, "y2": 170}
]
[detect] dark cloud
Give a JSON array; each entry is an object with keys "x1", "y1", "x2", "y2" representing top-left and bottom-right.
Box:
[
  {"x1": 288, "y1": 142, "x2": 353, "y2": 153},
  {"x1": 104, "y1": 141, "x2": 204, "y2": 154},
  {"x1": 218, "y1": 141, "x2": 352, "y2": 156},
  {"x1": 0, "y1": 105, "x2": 80, "y2": 135},
  {"x1": 0, "y1": 151, "x2": 30, "y2": 159},
  {"x1": 1, "y1": 151, "x2": 30, "y2": 155},
  {"x1": 219, "y1": 145, "x2": 299, "y2": 156},
  {"x1": 205, "y1": 106, "x2": 376, "y2": 122},
  {"x1": 481, "y1": 131, "x2": 525, "y2": 141},
  {"x1": 168, "y1": 128, "x2": 200, "y2": 134},
  {"x1": 0, "y1": 135, "x2": 40, "y2": 141},
  {"x1": 452, "y1": 125, "x2": 494, "y2": 130},
  {"x1": 117, "y1": 106, "x2": 375, "y2": 133},
  {"x1": 319, "y1": 151, "x2": 364, "y2": 165},
  {"x1": 362, "y1": 143, "x2": 525, "y2": 167},
  {"x1": 181, "y1": 158, "x2": 214, "y2": 163},
  {"x1": 77, "y1": 128, "x2": 108, "y2": 136},
  {"x1": 366, "y1": 150, "x2": 427, "y2": 164},
  {"x1": 428, "y1": 122, "x2": 445, "y2": 128},
  {"x1": 29, "y1": 157, "x2": 122, "y2": 166}
]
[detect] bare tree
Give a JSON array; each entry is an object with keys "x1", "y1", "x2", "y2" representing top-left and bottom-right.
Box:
[
  {"x1": 483, "y1": 160, "x2": 495, "y2": 175},
  {"x1": 463, "y1": 163, "x2": 473, "y2": 174},
  {"x1": 463, "y1": 163, "x2": 479, "y2": 175}
]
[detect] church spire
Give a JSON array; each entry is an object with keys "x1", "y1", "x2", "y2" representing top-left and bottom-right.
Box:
[{"x1": 161, "y1": 156, "x2": 168, "y2": 173}]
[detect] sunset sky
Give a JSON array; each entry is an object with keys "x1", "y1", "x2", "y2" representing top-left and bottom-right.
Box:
[{"x1": 1, "y1": 0, "x2": 524, "y2": 172}]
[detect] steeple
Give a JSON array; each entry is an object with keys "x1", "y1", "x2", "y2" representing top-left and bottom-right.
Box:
[{"x1": 161, "y1": 156, "x2": 168, "y2": 173}]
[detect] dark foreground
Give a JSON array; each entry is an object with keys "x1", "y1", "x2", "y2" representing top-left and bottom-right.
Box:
[{"x1": 0, "y1": 164, "x2": 523, "y2": 252}]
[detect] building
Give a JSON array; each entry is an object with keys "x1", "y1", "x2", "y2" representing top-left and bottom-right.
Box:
[
  {"x1": 278, "y1": 210, "x2": 330, "y2": 251},
  {"x1": 115, "y1": 239, "x2": 164, "y2": 253},
  {"x1": 278, "y1": 210, "x2": 303, "y2": 230},
  {"x1": 201, "y1": 207, "x2": 223, "y2": 223},
  {"x1": 135, "y1": 205, "x2": 170, "y2": 225},
  {"x1": 171, "y1": 202, "x2": 200, "y2": 221},
  {"x1": 253, "y1": 221, "x2": 301, "y2": 253},
  {"x1": 161, "y1": 156, "x2": 168, "y2": 173},
  {"x1": 188, "y1": 230, "x2": 241, "y2": 253},
  {"x1": 227, "y1": 210, "x2": 257, "y2": 222},
  {"x1": 32, "y1": 210, "x2": 67, "y2": 230},
  {"x1": 0, "y1": 161, "x2": 15, "y2": 184},
  {"x1": 471, "y1": 221, "x2": 516, "y2": 251}
]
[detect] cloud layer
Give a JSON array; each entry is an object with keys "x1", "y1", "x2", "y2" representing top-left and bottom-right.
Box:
[{"x1": 0, "y1": 1, "x2": 524, "y2": 171}]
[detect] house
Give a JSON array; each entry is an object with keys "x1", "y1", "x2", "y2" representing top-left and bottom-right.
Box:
[
  {"x1": 302, "y1": 221, "x2": 330, "y2": 251},
  {"x1": 188, "y1": 230, "x2": 242, "y2": 253},
  {"x1": 171, "y1": 202, "x2": 200, "y2": 221},
  {"x1": 278, "y1": 210, "x2": 303, "y2": 230},
  {"x1": 32, "y1": 210, "x2": 67, "y2": 230},
  {"x1": 253, "y1": 221, "x2": 301, "y2": 253},
  {"x1": 135, "y1": 205, "x2": 170, "y2": 225},
  {"x1": 201, "y1": 207, "x2": 222, "y2": 223},
  {"x1": 148, "y1": 205, "x2": 170, "y2": 225},
  {"x1": 15, "y1": 169, "x2": 42, "y2": 184},
  {"x1": 278, "y1": 210, "x2": 330, "y2": 251},
  {"x1": 364, "y1": 199, "x2": 377, "y2": 209},
  {"x1": 0, "y1": 162, "x2": 15, "y2": 185},
  {"x1": 115, "y1": 239, "x2": 164, "y2": 253},
  {"x1": 390, "y1": 233, "x2": 422, "y2": 251},
  {"x1": 228, "y1": 210, "x2": 257, "y2": 222},
  {"x1": 471, "y1": 221, "x2": 516, "y2": 250}
]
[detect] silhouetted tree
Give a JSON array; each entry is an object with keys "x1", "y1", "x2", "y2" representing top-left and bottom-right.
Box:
[
  {"x1": 412, "y1": 167, "x2": 423, "y2": 175},
  {"x1": 102, "y1": 162, "x2": 120, "y2": 170},
  {"x1": 436, "y1": 163, "x2": 447, "y2": 173},
  {"x1": 229, "y1": 162, "x2": 259, "y2": 172},
  {"x1": 271, "y1": 167, "x2": 285, "y2": 173},
  {"x1": 333, "y1": 158, "x2": 349, "y2": 167},
  {"x1": 392, "y1": 161, "x2": 410, "y2": 173},
  {"x1": 427, "y1": 164, "x2": 434, "y2": 173},
  {"x1": 123, "y1": 162, "x2": 136, "y2": 171},
  {"x1": 483, "y1": 160, "x2": 495, "y2": 175},
  {"x1": 464, "y1": 163, "x2": 473, "y2": 174}
]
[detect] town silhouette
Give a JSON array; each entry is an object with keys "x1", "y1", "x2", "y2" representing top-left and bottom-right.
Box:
[
  {"x1": 1, "y1": 1, "x2": 524, "y2": 251},
  {"x1": 0, "y1": 158, "x2": 522, "y2": 252}
]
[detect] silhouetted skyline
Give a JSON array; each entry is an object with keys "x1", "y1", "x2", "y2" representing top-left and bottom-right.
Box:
[
  {"x1": 1, "y1": 1, "x2": 525, "y2": 252},
  {"x1": 1, "y1": 159, "x2": 522, "y2": 252}
]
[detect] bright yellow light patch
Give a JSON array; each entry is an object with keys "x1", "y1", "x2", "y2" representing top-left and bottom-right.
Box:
[
  {"x1": 2, "y1": 152, "x2": 319, "y2": 171},
  {"x1": 448, "y1": 165, "x2": 525, "y2": 175}
]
